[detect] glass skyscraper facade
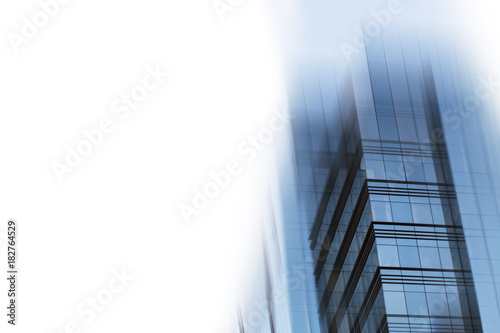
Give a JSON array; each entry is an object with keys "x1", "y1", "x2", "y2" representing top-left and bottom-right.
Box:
[{"x1": 278, "y1": 26, "x2": 500, "y2": 332}]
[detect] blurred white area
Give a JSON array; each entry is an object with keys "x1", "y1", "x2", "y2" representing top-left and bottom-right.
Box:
[
  {"x1": 454, "y1": 0, "x2": 500, "y2": 127},
  {"x1": 0, "y1": 0, "x2": 286, "y2": 332}
]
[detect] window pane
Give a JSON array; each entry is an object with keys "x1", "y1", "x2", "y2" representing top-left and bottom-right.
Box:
[
  {"x1": 399, "y1": 246, "x2": 421, "y2": 268},
  {"x1": 384, "y1": 291, "x2": 407, "y2": 315},
  {"x1": 392, "y1": 202, "x2": 413, "y2": 222},
  {"x1": 419, "y1": 247, "x2": 441, "y2": 268},
  {"x1": 378, "y1": 245, "x2": 400, "y2": 266},
  {"x1": 411, "y1": 203, "x2": 433, "y2": 223},
  {"x1": 372, "y1": 201, "x2": 393, "y2": 221},
  {"x1": 405, "y1": 292, "x2": 428, "y2": 316}
]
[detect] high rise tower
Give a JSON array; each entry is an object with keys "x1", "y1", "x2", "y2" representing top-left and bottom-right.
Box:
[{"x1": 280, "y1": 28, "x2": 500, "y2": 332}]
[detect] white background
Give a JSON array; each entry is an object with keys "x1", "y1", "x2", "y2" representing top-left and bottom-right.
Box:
[{"x1": 0, "y1": 0, "x2": 286, "y2": 332}]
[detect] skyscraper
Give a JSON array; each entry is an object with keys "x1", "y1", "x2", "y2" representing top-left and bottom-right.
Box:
[{"x1": 278, "y1": 26, "x2": 500, "y2": 332}]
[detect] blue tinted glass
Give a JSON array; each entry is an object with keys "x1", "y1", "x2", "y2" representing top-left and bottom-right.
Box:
[
  {"x1": 378, "y1": 245, "x2": 400, "y2": 266},
  {"x1": 419, "y1": 247, "x2": 442, "y2": 269},
  {"x1": 405, "y1": 292, "x2": 428, "y2": 316},
  {"x1": 411, "y1": 203, "x2": 433, "y2": 223},
  {"x1": 384, "y1": 291, "x2": 407, "y2": 315},
  {"x1": 398, "y1": 246, "x2": 421, "y2": 268},
  {"x1": 426, "y1": 293, "x2": 450, "y2": 316},
  {"x1": 365, "y1": 159, "x2": 386, "y2": 179},
  {"x1": 438, "y1": 247, "x2": 454, "y2": 269},
  {"x1": 372, "y1": 201, "x2": 393, "y2": 221},
  {"x1": 391, "y1": 202, "x2": 413, "y2": 222}
]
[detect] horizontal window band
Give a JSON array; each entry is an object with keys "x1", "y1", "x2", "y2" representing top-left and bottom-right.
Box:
[
  {"x1": 345, "y1": 268, "x2": 478, "y2": 333},
  {"x1": 327, "y1": 222, "x2": 472, "y2": 331},
  {"x1": 372, "y1": 221, "x2": 462, "y2": 229},
  {"x1": 366, "y1": 179, "x2": 454, "y2": 187},
  {"x1": 320, "y1": 221, "x2": 468, "y2": 320},
  {"x1": 375, "y1": 230, "x2": 464, "y2": 236},
  {"x1": 374, "y1": 235, "x2": 465, "y2": 242}
]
